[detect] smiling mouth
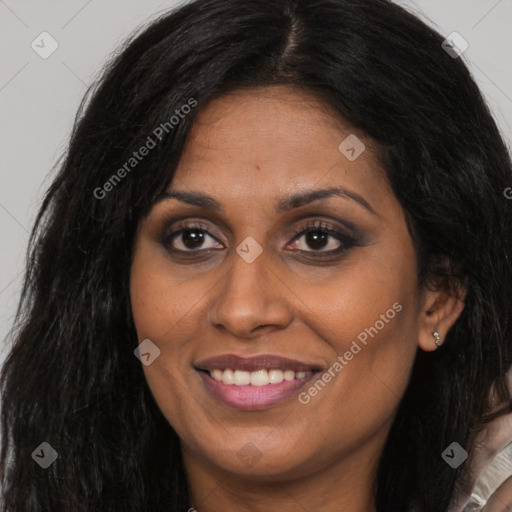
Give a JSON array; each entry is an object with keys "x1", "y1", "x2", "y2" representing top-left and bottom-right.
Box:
[
  {"x1": 194, "y1": 354, "x2": 323, "y2": 410},
  {"x1": 201, "y1": 368, "x2": 316, "y2": 386},
  {"x1": 196, "y1": 369, "x2": 320, "y2": 410}
]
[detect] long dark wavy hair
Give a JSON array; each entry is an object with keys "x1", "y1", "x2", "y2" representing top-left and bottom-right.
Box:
[{"x1": 1, "y1": 0, "x2": 511, "y2": 510}]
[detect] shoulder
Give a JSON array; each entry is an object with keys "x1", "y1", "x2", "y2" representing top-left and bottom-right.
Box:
[{"x1": 464, "y1": 442, "x2": 512, "y2": 511}]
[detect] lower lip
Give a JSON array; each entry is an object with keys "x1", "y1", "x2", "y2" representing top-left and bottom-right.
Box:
[{"x1": 197, "y1": 371, "x2": 316, "y2": 410}]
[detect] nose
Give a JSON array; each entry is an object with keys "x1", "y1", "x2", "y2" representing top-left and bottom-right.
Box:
[{"x1": 207, "y1": 248, "x2": 293, "y2": 339}]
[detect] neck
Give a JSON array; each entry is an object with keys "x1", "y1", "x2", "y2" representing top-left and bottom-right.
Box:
[{"x1": 183, "y1": 439, "x2": 381, "y2": 512}]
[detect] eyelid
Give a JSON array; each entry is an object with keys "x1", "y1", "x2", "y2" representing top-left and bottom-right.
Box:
[
  {"x1": 159, "y1": 212, "x2": 233, "y2": 238},
  {"x1": 290, "y1": 219, "x2": 353, "y2": 239},
  {"x1": 163, "y1": 218, "x2": 226, "y2": 246},
  {"x1": 162, "y1": 217, "x2": 359, "y2": 256},
  {"x1": 163, "y1": 217, "x2": 349, "y2": 241},
  {"x1": 286, "y1": 221, "x2": 356, "y2": 256}
]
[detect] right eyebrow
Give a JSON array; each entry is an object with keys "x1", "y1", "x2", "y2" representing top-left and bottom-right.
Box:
[{"x1": 155, "y1": 190, "x2": 224, "y2": 211}]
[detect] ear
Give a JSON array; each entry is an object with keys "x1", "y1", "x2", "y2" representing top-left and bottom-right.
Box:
[{"x1": 418, "y1": 284, "x2": 466, "y2": 352}]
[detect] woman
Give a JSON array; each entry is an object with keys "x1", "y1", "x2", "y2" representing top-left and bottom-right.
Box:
[{"x1": 1, "y1": 0, "x2": 511, "y2": 510}]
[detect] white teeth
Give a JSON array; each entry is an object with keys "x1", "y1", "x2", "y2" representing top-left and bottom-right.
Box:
[
  {"x1": 268, "y1": 369, "x2": 284, "y2": 384},
  {"x1": 222, "y1": 369, "x2": 234, "y2": 385},
  {"x1": 250, "y1": 369, "x2": 269, "y2": 386},
  {"x1": 209, "y1": 368, "x2": 312, "y2": 385},
  {"x1": 233, "y1": 370, "x2": 251, "y2": 386},
  {"x1": 283, "y1": 370, "x2": 295, "y2": 381}
]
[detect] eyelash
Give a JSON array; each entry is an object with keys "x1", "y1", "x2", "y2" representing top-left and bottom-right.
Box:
[
  {"x1": 162, "y1": 219, "x2": 358, "y2": 259},
  {"x1": 288, "y1": 221, "x2": 357, "y2": 256}
]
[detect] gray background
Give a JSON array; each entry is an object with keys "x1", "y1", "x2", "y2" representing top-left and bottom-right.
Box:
[{"x1": 1, "y1": 0, "x2": 511, "y2": 366}]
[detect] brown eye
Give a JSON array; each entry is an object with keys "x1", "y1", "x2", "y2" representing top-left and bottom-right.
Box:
[
  {"x1": 177, "y1": 228, "x2": 205, "y2": 250},
  {"x1": 164, "y1": 223, "x2": 224, "y2": 253},
  {"x1": 294, "y1": 229, "x2": 339, "y2": 251},
  {"x1": 287, "y1": 222, "x2": 356, "y2": 254}
]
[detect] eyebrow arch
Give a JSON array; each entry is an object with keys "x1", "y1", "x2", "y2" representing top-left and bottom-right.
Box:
[
  {"x1": 158, "y1": 186, "x2": 377, "y2": 216},
  {"x1": 276, "y1": 187, "x2": 377, "y2": 216}
]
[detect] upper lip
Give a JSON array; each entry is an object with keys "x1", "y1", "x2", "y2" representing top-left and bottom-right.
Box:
[{"x1": 194, "y1": 354, "x2": 322, "y2": 373}]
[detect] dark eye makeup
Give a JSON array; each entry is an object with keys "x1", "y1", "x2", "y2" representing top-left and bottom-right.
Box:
[{"x1": 157, "y1": 213, "x2": 367, "y2": 263}]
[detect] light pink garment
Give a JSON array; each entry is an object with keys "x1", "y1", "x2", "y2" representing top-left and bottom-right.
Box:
[{"x1": 463, "y1": 442, "x2": 512, "y2": 511}]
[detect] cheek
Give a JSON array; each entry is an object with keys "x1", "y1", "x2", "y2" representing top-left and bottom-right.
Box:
[
  {"x1": 129, "y1": 240, "x2": 217, "y2": 431},
  {"x1": 291, "y1": 294, "x2": 418, "y2": 460},
  {"x1": 297, "y1": 239, "x2": 418, "y2": 353},
  {"x1": 130, "y1": 238, "x2": 210, "y2": 341},
  {"x1": 293, "y1": 241, "x2": 419, "y2": 416}
]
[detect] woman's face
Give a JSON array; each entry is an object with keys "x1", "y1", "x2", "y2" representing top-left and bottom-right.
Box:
[{"x1": 130, "y1": 86, "x2": 443, "y2": 487}]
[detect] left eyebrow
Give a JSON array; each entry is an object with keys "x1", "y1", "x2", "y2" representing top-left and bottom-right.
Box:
[{"x1": 275, "y1": 186, "x2": 378, "y2": 216}]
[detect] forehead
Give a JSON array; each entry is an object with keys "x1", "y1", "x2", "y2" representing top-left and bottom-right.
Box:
[{"x1": 171, "y1": 86, "x2": 392, "y2": 214}]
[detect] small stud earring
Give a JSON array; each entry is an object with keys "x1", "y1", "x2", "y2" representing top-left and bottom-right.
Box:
[{"x1": 433, "y1": 330, "x2": 442, "y2": 347}]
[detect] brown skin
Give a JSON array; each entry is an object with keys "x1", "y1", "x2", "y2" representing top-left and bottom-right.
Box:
[{"x1": 130, "y1": 86, "x2": 465, "y2": 512}]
